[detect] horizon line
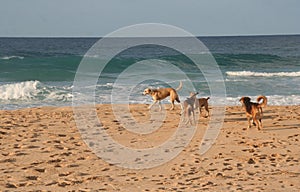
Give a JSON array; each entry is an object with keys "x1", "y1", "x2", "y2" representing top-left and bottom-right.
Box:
[{"x1": 0, "y1": 33, "x2": 299, "y2": 38}]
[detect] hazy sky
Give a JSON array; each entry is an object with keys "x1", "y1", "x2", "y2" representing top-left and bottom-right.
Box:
[{"x1": 1, "y1": 0, "x2": 299, "y2": 37}]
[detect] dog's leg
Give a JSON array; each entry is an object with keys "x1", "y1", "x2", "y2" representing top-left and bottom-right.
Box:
[
  {"x1": 182, "y1": 104, "x2": 187, "y2": 123},
  {"x1": 256, "y1": 114, "x2": 262, "y2": 130},
  {"x1": 253, "y1": 115, "x2": 260, "y2": 130},
  {"x1": 187, "y1": 113, "x2": 192, "y2": 125},
  {"x1": 158, "y1": 101, "x2": 162, "y2": 111},
  {"x1": 194, "y1": 101, "x2": 199, "y2": 113},
  {"x1": 184, "y1": 111, "x2": 189, "y2": 125},
  {"x1": 259, "y1": 118, "x2": 262, "y2": 130},
  {"x1": 192, "y1": 110, "x2": 195, "y2": 124},
  {"x1": 148, "y1": 100, "x2": 158, "y2": 109},
  {"x1": 185, "y1": 107, "x2": 192, "y2": 125},
  {"x1": 184, "y1": 116, "x2": 189, "y2": 125},
  {"x1": 247, "y1": 116, "x2": 251, "y2": 129},
  {"x1": 205, "y1": 104, "x2": 210, "y2": 117},
  {"x1": 255, "y1": 118, "x2": 260, "y2": 130},
  {"x1": 170, "y1": 101, "x2": 175, "y2": 110}
]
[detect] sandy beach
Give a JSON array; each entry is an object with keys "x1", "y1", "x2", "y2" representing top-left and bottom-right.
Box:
[{"x1": 0, "y1": 104, "x2": 300, "y2": 191}]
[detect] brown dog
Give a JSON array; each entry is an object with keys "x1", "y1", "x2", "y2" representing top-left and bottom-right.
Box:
[
  {"x1": 182, "y1": 92, "x2": 199, "y2": 125},
  {"x1": 195, "y1": 97, "x2": 210, "y2": 117},
  {"x1": 143, "y1": 81, "x2": 183, "y2": 110},
  {"x1": 239, "y1": 95, "x2": 267, "y2": 130}
]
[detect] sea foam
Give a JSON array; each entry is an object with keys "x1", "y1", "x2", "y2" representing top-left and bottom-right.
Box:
[
  {"x1": 226, "y1": 71, "x2": 300, "y2": 77},
  {"x1": 0, "y1": 55, "x2": 24, "y2": 60},
  {"x1": 0, "y1": 81, "x2": 40, "y2": 100},
  {"x1": 0, "y1": 81, "x2": 72, "y2": 102}
]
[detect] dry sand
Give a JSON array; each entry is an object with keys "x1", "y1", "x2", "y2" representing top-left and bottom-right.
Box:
[{"x1": 0, "y1": 104, "x2": 299, "y2": 191}]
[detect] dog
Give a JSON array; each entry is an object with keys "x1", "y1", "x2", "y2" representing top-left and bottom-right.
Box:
[
  {"x1": 195, "y1": 97, "x2": 210, "y2": 117},
  {"x1": 143, "y1": 81, "x2": 183, "y2": 110},
  {"x1": 239, "y1": 95, "x2": 267, "y2": 130},
  {"x1": 182, "y1": 92, "x2": 199, "y2": 125}
]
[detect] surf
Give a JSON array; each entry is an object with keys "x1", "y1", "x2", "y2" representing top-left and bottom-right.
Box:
[
  {"x1": 0, "y1": 81, "x2": 73, "y2": 103},
  {"x1": 0, "y1": 55, "x2": 24, "y2": 60},
  {"x1": 226, "y1": 71, "x2": 300, "y2": 77}
]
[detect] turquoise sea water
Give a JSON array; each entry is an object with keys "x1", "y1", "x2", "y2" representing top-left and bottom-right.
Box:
[{"x1": 0, "y1": 36, "x2": 300, "y2": 109}]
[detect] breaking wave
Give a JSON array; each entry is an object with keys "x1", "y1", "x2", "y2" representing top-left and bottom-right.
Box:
[
  {"x1": 0, "y1": 81, "x2": 73, "y2": 102},
  {"x1": 226, "y1": 71, "x2": 300, "y2": 77},
  {"x1": 0, "y1": 55, "x2": 24, "y2": 60}
]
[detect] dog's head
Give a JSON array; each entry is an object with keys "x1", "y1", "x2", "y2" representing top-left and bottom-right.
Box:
[
  {"x1": 189, "y1": 92, "x2": 199, "y2": 99},
  {"x1": 239, "y1": 97, "x2": 251, "y2": 105},
  {"x1": 143, "y1": 88, "x2": 152, "y2": 95},
  {"x1": 190, "y1": 92, "x2": 199, "y2": 100},
  {"x1": 184, "y1": 92, "x2": 199, "y2": 106}
]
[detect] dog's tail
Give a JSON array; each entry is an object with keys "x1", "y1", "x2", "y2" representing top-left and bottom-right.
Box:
[
  {"x1": 175, "y1": 81, "x2": 183, "y2": 91},
  {"x1": 206, "y1": 97, "x2": 210, "y2": 100},
  {"x1": 257, "y1": 95, "x2": 267, "y2": 108}
]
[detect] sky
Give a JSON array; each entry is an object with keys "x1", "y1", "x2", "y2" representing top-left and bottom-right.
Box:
[{"x1": 0, "y1": 0, "x2": 299, "y2": 37}]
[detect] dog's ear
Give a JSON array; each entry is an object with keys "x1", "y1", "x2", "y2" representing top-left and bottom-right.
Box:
[
  {"x1": 240, "y1": 97, "x2": 246, "y2": 103},
  {"x1": 245, "y1": 97, "x2": 251, "y2": 102},
  {"x1": 240, "y1": 97, "x2": 251, "y2": 103}
]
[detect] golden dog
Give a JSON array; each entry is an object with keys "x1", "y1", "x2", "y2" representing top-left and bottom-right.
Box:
[
  {"x1": 143, "y1": 81, "x2": 183, "y2": 110},
  {"x1": 239, "y1": 95, "x2": 267, "y2": 130}
]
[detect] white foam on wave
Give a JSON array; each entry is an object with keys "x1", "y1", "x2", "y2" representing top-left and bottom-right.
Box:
[
  {"x1": 0, "y1": 55, "x2": 24, "y2": 60},
  {"x1": 0, "y1": 81, "x2": 40, "y2": 100},
  {"x1": 226, "y1": 71, "x2": 300, "y2": 77},
  {"x1": 0, "y1": 81, "x2": 73, "y2": 102},
  {"x1": 210, "y1": 95, "x2": 300, "y2": 106},
  {"x1": 2, "y1": 81, "x2": 299, "y2": 109}
]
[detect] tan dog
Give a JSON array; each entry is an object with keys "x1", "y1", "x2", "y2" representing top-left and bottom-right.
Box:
[
  {"x1": 143, "y1": 81, "x2": 183, "y2": 110},
  {"x1": 182, "y1": 92, "x2": 198, "y2": 125},
  {"x1": 239, "y1": 95, "x2": 267, "y2": 130},
  {"x1": 195, "y1": 97, "x2": 210, "y2": 117}
]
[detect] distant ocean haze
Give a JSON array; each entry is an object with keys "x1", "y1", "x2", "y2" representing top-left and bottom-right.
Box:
[{"x1": 0, "y1": 35, "x2": 299, "y2": 109}]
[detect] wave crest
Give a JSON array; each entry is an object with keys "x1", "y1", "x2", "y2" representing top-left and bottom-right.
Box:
[
  {"x1": 0, "y1": 55, "x2": 24, "y2": 60},
  {"x1": 226, "y1": 71, "x2": 300, "y2": 77},
  {"x1": 0, "y1": 81, "x2": 72, "y2": 102}
]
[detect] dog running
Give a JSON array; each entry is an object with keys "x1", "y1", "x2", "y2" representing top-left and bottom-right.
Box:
[
  {"x1": 143, "y1": 81, "x2": 183, "y2": 110},
  {"x1": 239, "y1": 95, "x2": 267, "y2": 130}
]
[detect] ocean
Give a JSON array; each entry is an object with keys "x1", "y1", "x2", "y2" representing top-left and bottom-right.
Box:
[{"x1": 0, "y1": 35, "x2": 300, "y2": 110}]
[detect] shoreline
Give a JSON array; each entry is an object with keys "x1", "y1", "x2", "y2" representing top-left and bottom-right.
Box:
[
  {"x1": 1, "y1": 103, "x2": 300, "y2": 111},
  {"x1": 1, "y1": 104, "x2": 299, "y2": 191}
]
